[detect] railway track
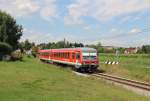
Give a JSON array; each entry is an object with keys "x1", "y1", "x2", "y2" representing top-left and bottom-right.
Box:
[{"x1": 91, "y1": 73, "x2": 150, "y2": 91}]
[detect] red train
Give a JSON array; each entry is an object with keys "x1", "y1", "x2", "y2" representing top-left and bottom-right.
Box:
[{"x1": 38, "y1": 47, "x2": 99, "y2": 72}]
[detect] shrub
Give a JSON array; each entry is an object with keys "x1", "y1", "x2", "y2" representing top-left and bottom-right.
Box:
[
  {"x1": 0, "y1": 42, "x2": 12, "y2": 54},
  {"x1": 11, "y1": 51, "x2": 23, "y2": 61},
  {"x1": 0, "y1": 42, "x2": 12, "y2": 60}
]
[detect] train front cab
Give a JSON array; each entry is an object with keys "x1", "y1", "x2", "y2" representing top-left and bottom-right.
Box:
[{"x1": 75, "y1": 50, "x2": 99, "y2": 72}]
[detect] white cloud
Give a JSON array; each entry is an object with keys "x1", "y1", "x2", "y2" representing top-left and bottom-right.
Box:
[
  {"x1": 110, "y1": 28, "x2": 118, "y2": 33},
  {"x1": 65, "y1": 0, "x2": 150, "y2": 24},
  {"x1": 0, "y1": 0, "x2": 39, "y2": 17},
  {"x1": 83, "y1": 26, "x2": 91, "y2": 31},
  {"x1": 39, "y1": 0, "x2": 58, "y2": 21},
  {"x1": 0, "y1": 0, "x2": 58, "y2": 20},
  {"x1": 129, "y1": 28, "x2": 141, "y2": 34}
]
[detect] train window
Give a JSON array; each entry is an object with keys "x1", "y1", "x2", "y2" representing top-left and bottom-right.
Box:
[
  {"x1": 65, "y1": 53, "x2": 67, "y2": 58},
  {"x1": 66, "y1": 53, "x2": 67, "y2": 58},
  {"x1": 60, "y1": 53, "x2": 61, "y2": 58},
  {"x1": 76, "y1": 53, "x2": 80, "y2": 59},
  {"x1": 67, "y1": 52, "x2": 69, "y2": 58},
  {"x1": 62, "y1": 53, "x2": 64, "y2": 58},
  {"x1": 63, "y1": 53, "x2": 65, "y2": 58},
  {"x1": 72, "y1": 53, "x2": 75, "y2": 59},
  {"x1": 54, "y1": 53, "x2": 56, "y2": 57},
  {"x1": 68, "y1": 52, "x2": 70, "y2": 58},
  {"x1": 64, "y1": 53, "x2": 65, "y2": 58},
  {"x1": 67, "y1": 52, "x2": 68, "y2": 58},
  {"x1": 66, "y1": 53, "x2": 68, "y2": 59}
]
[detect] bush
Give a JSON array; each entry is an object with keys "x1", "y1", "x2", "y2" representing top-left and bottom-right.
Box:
[
  {"x1": 0, "y1": 42, "x2": 12, "y2": 54},
  {"x1": 0, "y1": 42, "x2": 12, "y2": 60},
  {"x1": 11, "y1": 51, "x2": 23, "y2": 61}
]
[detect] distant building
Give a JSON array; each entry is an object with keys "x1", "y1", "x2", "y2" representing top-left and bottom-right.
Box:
[
  {"x1": 102, "y1": 46, "x2": 119, "y2": 53},
  {"x1": 102, "y1": 46, "x2": 114, "y2": 50},
  {"x1": 124, "y1": 48, "x2": 138, "y2": 54}
]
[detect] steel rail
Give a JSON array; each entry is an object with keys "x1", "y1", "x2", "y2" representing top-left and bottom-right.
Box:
[{"x1": 92, "y1": 73, "x2": 150, "y2": 91}]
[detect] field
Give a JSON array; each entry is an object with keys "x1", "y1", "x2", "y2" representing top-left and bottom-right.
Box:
[
  {"x1": 0, "y1": 57, "x2": 149, "y2": 101},
  {"x1": 99, "y1": 54, "x2": 150, "y2": 83}
]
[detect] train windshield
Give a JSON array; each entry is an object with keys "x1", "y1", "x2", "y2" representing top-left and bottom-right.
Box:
[{"x1": 82, "y1": 52, "x2": 97, "y2": 60}]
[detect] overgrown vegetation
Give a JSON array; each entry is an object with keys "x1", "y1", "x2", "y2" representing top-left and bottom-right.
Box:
[{"x1": 99, "y1": 53, "x2": 150, "y2": 83}]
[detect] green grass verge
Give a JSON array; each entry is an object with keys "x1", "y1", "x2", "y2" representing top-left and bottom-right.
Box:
[
  {"x1": 99, "y1": 53, "x2": 150, "y2": 83},
  {"x1": 0, "y1": 57, "x2": 149, "y2": 101}
]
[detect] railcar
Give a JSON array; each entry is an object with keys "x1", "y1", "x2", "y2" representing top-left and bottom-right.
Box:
[{"x1": 38, "y1": 47, "x2": 99, "y2": 72}]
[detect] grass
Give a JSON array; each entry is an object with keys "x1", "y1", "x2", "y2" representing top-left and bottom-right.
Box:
[
  {"x1": 0, "y1": 56, "x2": 149, "y2": 101},
  {"x1": 99, "y1": 53, "x2": 150, "y2": 83}
]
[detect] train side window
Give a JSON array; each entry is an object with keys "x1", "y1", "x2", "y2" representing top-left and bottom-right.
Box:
[
  {"x1": 60, "y1": 53, "x2": 62, "y2": 58},
  {"x1": 63, "y1": 53, "x2": 64, "y2": 58},
  {"x1": 68, "y1": 53, "x2": 69, "y2": 58},
  {"x1": 76, "y1": 53, "x2": 80, "y2": 59},
  {"x1": 66, "y1": 53, "x2": 67, "y2": 58},
  {"x1": 66, "y1": 52, "x2": 68, "y2": 59},
  {"x1": 63, "y1": 53, "x2": 65, "y2": 58},
  {"x1": 65, "y1": 53, "x2": 67, "y2": 58},
  {"x1": 64, "y1": 53, "x2": 66, "y2": 58},
  {"x1": 72, "y1": 53, "x2": 75, "y2": 59}
]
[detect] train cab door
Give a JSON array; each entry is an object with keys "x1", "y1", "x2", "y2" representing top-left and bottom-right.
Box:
[
  {"x1": 71, "y1": 52, "x2": 75, "y2": 62},
  {"x1": 75, "y1": 52, "x2": 80, "y2": 66}
]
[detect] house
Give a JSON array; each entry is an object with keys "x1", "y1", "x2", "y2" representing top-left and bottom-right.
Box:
[{"x1": 124, "y1": 48, "x2": 138, "y2": 54}]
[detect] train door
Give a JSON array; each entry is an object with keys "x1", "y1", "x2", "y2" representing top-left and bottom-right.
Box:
[
  {"x1": 71, "y1": 52, "x2": 75, "y2": 62},
  {"x1": 75, "y1": 52, "x2": 81, "y2": 66}
]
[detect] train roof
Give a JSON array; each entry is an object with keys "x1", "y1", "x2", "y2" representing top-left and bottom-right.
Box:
[{"x1": 39, "y1": 47, "x2": 97, "y2": 52}]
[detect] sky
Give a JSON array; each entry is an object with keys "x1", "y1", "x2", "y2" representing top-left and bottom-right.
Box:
[{"x1": 0, "y1": 0, "x2": 150, "y2": 47}]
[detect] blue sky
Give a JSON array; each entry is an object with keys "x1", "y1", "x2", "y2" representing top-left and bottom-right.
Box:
[{"x1": 0, "y1": 0, "x2": 150, "y2": 47}]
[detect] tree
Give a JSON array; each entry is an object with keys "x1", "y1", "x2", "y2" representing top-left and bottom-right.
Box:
[
  {"x1": 19, "y1": 40, "x2": 33, "y2": 51},
  {"x1": 142, "y1": 45, "x2": 150, "y2": 54},
  {"x1": 24, "y1": 40, "x2": 32, "y2": 51},
  {"x1": 96, "y1": 42, "x2": 101, "y2": 47},
  {"x1": 0, "y1": 42, "x2": 12, "y2": 55},
  {"x1": 31, "y1": 46, "x2": 39, "y2": 57},
  {"x1": 0, "y1": 11, "x2": 22, "y2": 50}
]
